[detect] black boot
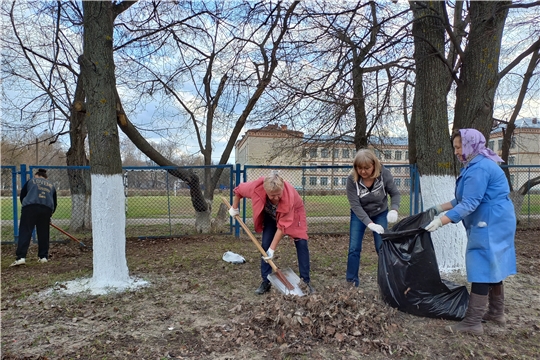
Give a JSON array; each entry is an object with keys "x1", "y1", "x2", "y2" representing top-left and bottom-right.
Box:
[
  {"x1": 304, "y1": 281, "x2": 315, "y2": 294},
  {"x1": 255, "y1": 281, "x2": 271, "y2": 295}
]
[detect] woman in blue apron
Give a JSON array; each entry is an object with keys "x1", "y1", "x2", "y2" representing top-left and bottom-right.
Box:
[{"x1": 426, "y1": 128, "x2": 517, "y2": 335}]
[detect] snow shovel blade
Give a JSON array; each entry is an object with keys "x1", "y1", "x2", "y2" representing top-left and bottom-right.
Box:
[{"x1": 268, "y1": 267, "x2": 305, "y2": 296}]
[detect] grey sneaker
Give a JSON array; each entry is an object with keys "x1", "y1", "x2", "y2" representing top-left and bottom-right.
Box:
[
  {"x1": 10, "y1": 258, "x2": 26, "y2": 267},
  {"x1": 38, "y1": 258, "x2": 48, "y2": 263}
]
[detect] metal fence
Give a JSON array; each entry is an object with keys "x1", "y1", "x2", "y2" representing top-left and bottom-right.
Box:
[
  {"x1": 1, "y1": 165, "x2": 235, "y2": 244},
  {"x1": 239, "y1": 164, "x2": 420, "y2": 235},
  {"x1": 1, "y1": 164, "x2": 539, "y2": 245}
]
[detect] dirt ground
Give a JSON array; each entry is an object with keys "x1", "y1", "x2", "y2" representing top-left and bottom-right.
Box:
[{"x1": 1, "y1": 228, "x2": 539, "y2": 360}]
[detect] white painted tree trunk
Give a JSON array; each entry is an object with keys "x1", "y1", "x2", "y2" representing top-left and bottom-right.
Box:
[
  {"x1": 421, "y1": 175, "x2": 467, "y2": 275},
  {"x1": 90, "y1": 174, "x2": 130, "y2": 290},
  {"x1": 84, "y1": 195, "x2": 92, "y2": 229},
  {"x1": 70, "y1": 194, "x2": 86, "y2": 230}
]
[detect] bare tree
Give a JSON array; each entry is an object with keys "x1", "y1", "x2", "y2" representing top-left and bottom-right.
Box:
[
  {"x1": 251, "y1": 1, "x2": 413, "y2": 155},
  {"x1": 78, "y1": 0, "x2": 137, "y2": 291},
  {"x1": 113, "y1": 1, "x2": 301, "y2": 231}
]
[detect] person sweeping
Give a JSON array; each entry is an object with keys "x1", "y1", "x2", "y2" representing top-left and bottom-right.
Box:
[
  {"x1": 426, "y1": 129, "x2": 517, "y2": 335},
  {"x1": 11, "y1": 168, "x2": 57, "y2": 266},
  {"x1": 228, "y1": 171, "x2": 313, "y2": 295}
]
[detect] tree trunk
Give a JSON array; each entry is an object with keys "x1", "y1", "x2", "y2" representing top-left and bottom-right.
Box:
[
  {"x1": 453, "y1": 1, "x2": 510, "y2": 138},
  {"x1": 81, "y1": 1, "x2": 129, "y2": 290},
  {"x1": 411, "y1": 1, "x2": 465, "y2": 274},
  {"x1": 66, "y1": 75, "x2": 91, "y2": 232}
]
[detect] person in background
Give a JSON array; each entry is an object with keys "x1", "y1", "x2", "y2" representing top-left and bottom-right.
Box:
[
  {"x1": 345, "y1": 149, "x2": 401, "y2": 287},
  {"x1": 228, "y1": 171, "x2": 313, "y2": 295},
  {"x1": 426, "y1": 128, "x2": 517, "y2": 335},
  {"x1": 11, "y1": 168, "x2": 57, "y2": 266}
]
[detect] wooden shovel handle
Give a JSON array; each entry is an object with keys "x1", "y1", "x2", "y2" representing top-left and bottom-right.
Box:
[{"x1": 221, "y1": 197, "x2": 278, "y2": 272}]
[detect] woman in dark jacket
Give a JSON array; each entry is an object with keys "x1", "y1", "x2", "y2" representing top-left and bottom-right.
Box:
[{"x1": 345, "y1": 149, "x2": 401, "y2": 287}]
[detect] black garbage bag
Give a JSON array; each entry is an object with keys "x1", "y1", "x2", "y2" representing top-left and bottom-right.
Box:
[{"x1": 378, "y1": 209, "x2": 469, "y2": 320}]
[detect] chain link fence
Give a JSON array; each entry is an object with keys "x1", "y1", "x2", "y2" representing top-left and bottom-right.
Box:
[
  {"x1": 1, "y1": 165, "x2": 234, "y2": 244},
  {"x1": 1, "y1": 164, "x2": 539, "y2": 245},
  {"x1": 241, "y1": 165, "x2": 418, "y2": 235}
]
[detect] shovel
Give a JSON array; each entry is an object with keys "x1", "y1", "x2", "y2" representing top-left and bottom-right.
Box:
[
  {"x1": 50, "y1": 222, "x2": 91, "y2": 250},
  {"x1": 221, "y1": 197, "x2": 304, "y2": 296}
]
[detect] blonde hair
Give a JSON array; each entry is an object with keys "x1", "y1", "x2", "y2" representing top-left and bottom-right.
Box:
[
  {"x1": 352, "y1": 149, "x2": 381, "y2": 182},
  {"x1": 263, "y1": 171, "x2": 284, "y2": 193}
]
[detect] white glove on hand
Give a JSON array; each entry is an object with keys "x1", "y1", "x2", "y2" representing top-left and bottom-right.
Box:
[
  {"x1": 387, "y1": 210, "x2": 398, "y2": 224},
  {"x1": 429, "y1": 204, "x2": 444, "y2": 215},
  {"x1": 228, "y1": 207, "x2": 240, "y2": 217},
  {"x1": 367, "y1": 223, "x2": 385, "y2": 234},
  {"x1": 425, "y1": 218, "x2": 443, "y2": 232},
  {"x1": 263, "y1": 248, "x2": 274, "y2": 262}
]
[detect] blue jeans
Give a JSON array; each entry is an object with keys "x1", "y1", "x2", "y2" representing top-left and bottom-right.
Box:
[
  {"x1": 346, "y1": 209, "x2": 388, "y2": 286},
  {"x1": 261, "y1": 213, "x2": 310, "y2": 283}
]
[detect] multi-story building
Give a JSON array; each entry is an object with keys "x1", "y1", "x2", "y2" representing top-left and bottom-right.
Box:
[
  {"x1": 235, "y1": 124, "x2": 410, "y2": 190},
  {"x1": 489, "y1": 118, "x2": 540, "y2": 189},
  {"x1": 235, "y1": 119, "x2": 540, "y2": 191}
]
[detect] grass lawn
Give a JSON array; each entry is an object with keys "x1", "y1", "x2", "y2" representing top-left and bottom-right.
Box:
[{"x1": 3, "y1": 194, "x2": 540, "y2": 221}]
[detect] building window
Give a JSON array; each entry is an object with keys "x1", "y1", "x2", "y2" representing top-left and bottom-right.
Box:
[
  {"x1": 405, "y1": 151, "x2": 409, "y2": 160},
  {"x1": 404, "y1": 178, "x2": 411, "y2": 187},
  {"x1": 310, "y1": 163, "x2": 317, "y2": 172},
  {"x1": 511, "y1": 136, "x2": 516, "y2": 149},
  {"x1": 342, "y1": 167, "x2": 349, "y2": 172},
  {"x1": 302, "y1": 177, "x2": 306, "y2": 185},
  {"x1": 342, "y1": 149, "x2": 350, "y2": 158},
  {"x1": 321, "y1": 148, "x2": 329, "y2": 158},
  {"x1": 333, "y1": 149, "x2": 340, "y2": 158},
  {"x1": 310, "y1": 148, "x2": 318, "y2": 158},
  {"x1": 302, "y1": 149, "x2": 308, "y2": 158},
  {"x1": 510, "y1": 174, "x2": 515, "y2": 187},
  {"x1": 309, "y1": 177, "x2": 317, "y2": 186},
  {"x1": 394, "y1": 167, "x2": 402, "y2": 173},
  {"x1": 341, "y1": 177, "x2": 347, "y2": 186},
  {"x1": 320, "y1": 177, "x2": 328, "y2": 186},
  {"x1": 395, "y1": 151, "x2": 402, "y2": 160},
  {"x1": 488, "y1": 140, "x2": 495, "y2": 151},
  {"x1": 333, "y1": 177, "x2": 339, "y2": 186},
  {"x1": 321, "y1": 163, "x2": 328, "y2": 172},
  {"x1": 374, "y1": 149, "x2": 382, "y2": 159},
  {"x1": 394, "y1": 178, "x2": 401, "y2": 187},
  {"x1": 384, "y1": 150, "x2": 391, "y2": 160},
  {"x1": 509, "y1": 156, "x2": 515, "y2": 165},
  {"x1": 498, "y1": 139, "x2": 503, "y2": 150}
]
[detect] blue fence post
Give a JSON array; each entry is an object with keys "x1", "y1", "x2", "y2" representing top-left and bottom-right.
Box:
[
  {"x1": 11, "y1": 166, "x2": 19, "y2": 244},
  {"x1": 234, "y1": 163, "x2": 242, "y2": 238},
  {"x1": 414, "y1": 165, "x2": 420, "y2": 214}
]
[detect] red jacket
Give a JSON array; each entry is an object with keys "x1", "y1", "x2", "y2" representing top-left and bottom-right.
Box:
[{"x1": 233, "y1": 177, "x2": 308, "y2": 239}]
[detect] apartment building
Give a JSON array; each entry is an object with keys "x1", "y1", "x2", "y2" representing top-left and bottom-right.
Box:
[
  {"x1": 235, "y1": 119, "x2": 540, "y2": 191},
  {"x1": 489, "y1": 118, "x2": 540, "y2": 189},
  {"x1": 235, "y1": 124, "x2": 410, "y2": 190}
]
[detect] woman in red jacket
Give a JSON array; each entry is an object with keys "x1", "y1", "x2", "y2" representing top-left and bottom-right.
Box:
[{"x1": 229, "y1": 172, "x2": 313, "y2": 295}]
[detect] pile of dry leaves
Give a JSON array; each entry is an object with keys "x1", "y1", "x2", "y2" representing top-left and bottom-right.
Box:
[{"x1": 199, "y1": 285, "x2": 416, "y2": 357}]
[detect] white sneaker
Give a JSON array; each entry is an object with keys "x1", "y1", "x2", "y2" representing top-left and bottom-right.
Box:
[
  {"x1": 10, "y1": 258, "x2": 26, "y2": 267},
  {"x1": 38, "y1": 258, "x2": 48, "y2": 263}
]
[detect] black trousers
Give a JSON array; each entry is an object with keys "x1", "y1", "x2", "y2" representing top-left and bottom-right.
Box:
[{"x1": 16, "y1": 205, "x2": 53, "y2": 260}]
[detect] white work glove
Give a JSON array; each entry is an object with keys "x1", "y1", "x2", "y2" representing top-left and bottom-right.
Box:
[
  {"x1": 425, "y1": 218, "x2": 443, "y2": 232},
  {"x1": 263, "y1": 248, "x2": 274, "y2": 262},
  {"x1": 428, "y1": 204, "x2": 444, "y2": 215},
  {"x1": 228, "y1": 207, "x2": 239, "y2": 217},
  {"x1": 387, "y1": 210, "x2": 398, "y2": 224},
  {"x1": 367, "y1": 223, "x2": 385, "y2": 234}
]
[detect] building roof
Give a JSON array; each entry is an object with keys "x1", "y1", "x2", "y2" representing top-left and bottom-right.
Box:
[{"x1": 491, "y1": 117, "x2": 540, "y2": 134}]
